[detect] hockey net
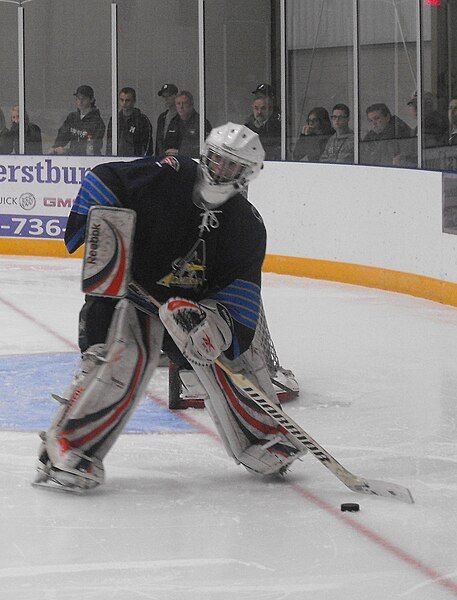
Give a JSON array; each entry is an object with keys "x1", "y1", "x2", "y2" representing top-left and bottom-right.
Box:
[{"x1": 167, "y1": 300, "x2": 299, "y2": 409}]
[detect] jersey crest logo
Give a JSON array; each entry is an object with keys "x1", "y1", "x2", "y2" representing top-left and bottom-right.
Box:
[
  {"x1": 157, "y1": 238, "x2": 206, "y2": 290},
  {"x1": 159, "y1": 156, "x2": 180, "y2": 172}
]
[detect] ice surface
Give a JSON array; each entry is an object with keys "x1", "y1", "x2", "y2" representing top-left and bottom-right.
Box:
[{"x1": 1, "y1": 256, "x2": 457, "y2": 599}]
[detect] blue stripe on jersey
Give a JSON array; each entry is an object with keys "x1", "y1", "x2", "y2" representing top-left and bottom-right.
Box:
[
  {"x1": 85, "y1": 172, "x2": 120, "y2": 206},
  {"x1": 66, "y1": 227, "x2": 86, "y2": 253},
  {"x1": 72, "y1": 171, "x2": 120, "y2": 215},
  {"x1": 217, "y1": 280, "x2": 260, "y2": 301},
  {"x1": 211, "y1": 279, "x2": 261, "y2": 330}
]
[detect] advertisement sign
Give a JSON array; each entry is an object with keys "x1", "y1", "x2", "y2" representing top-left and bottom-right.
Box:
[{"x1": 0, "y1": 155, "x2": 121, "y2": 244}]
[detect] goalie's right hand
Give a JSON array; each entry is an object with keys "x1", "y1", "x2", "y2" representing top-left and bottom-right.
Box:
[{"x1": 159, "y1": 298, "x2": 232, "y2": 367}]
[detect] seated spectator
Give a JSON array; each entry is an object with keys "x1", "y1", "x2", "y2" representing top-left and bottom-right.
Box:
[
  {"x1": 407, "y1": 91, "x2": 447, "y2": 148},
  {"x1": 49, "y1": 85, "x2": 105, "y2": 156},
  {"x1": 360, "y1": 103, "x2": 411, "y2": 166},
  {"x1": 293, "y1": 107, "x2": 334, "y2": 162},
  {"x1": 245, "y1": 94, "x2": 281, "y2": 160},
  {"x1": 2, "y1": 105, "x2": 43, "y2": 155},
  {"x1": 164, "y1": 90, "x2": 211, "y2": 158},
  {"x1": 448, "y1": 98, "x2": 457, "y2": 146},
  {"x1": 320, "y1": 103, "x2": 354, "y2": 164},
  {"x1": 0, "y1": 106, "x2": 9, "y2": 154},
  {"x1": 252, "y1": 83, "x2": 274, "y2": 100},
  {"x1": 155, "y1": 83, "x2": 178, "y2": 156},
  {"x1": 106, "y1": 87, "x2": 153, "y2": 156}
]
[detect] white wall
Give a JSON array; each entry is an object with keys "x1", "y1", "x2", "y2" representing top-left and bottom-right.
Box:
[
  {"x1": 248, "y1": 161, "x2": 457, "y2": 283},
  {"x1": 1, "y1": 156, "x2": 456, "y2": 286}
]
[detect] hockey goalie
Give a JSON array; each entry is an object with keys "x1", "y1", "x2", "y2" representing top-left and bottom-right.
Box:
[{"x1": 34, "y1": 122, "x2": 306, "y2": 492}]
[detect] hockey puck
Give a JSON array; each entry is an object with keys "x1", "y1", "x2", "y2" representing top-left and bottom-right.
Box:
[{"x1": 340, "y1": 503, "x2": 360, "y2": 512}]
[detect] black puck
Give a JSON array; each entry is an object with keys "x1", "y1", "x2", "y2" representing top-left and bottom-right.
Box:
[{"x1": 341, "y1": 502, "x2": 360, "y2": 512}]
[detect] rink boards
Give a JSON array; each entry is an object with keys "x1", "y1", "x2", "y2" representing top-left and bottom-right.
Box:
[{"x1": 1, "y1": 156, "x2": 457, "y2": 306}]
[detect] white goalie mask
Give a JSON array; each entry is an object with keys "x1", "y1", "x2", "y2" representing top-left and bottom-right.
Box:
[{"x1": 196, "y1": 123, "x2": 265, "y2": 208}]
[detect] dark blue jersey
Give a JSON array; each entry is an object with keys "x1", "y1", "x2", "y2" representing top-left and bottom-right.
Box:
[{"x1": 65, "y1": 156, "x2": 266, "y2": 357}]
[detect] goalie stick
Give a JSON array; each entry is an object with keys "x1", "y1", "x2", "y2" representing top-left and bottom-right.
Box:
[{"x1": 127, "y1": 282, "x2": 414, "y2": 504}]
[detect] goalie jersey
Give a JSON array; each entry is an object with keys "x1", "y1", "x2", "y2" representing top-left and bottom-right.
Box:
[{"x1": 65, "y1": 156, "x2": 266, "y2": 359}]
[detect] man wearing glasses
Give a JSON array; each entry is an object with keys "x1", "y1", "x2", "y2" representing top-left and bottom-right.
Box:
[{"x1": 320, "y1": 103, "x2": 354, "y2": 164}]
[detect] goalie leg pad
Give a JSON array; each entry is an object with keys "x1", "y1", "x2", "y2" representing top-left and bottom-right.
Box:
[
  {"x1": 191, "y1": 359, "x2": 306, "y2": 476},
  {"x1": 41, "y1": 298, "x2": 163, "y2": 488}
]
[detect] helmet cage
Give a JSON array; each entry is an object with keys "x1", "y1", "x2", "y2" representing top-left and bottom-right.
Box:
[{"x1": 201, "y1": 146, "x2": 254, "y2": 188}]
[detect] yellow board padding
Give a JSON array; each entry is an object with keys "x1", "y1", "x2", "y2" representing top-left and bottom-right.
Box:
[
  {"x1": 263, "y1": 254, "x2": 457, "y2": 308},
  {"x1": 0, "y1": 238, "x2": 84, "y2": 258},
  {"x1": 1, "y1": 239, "x2": 457, "y2": 308}
]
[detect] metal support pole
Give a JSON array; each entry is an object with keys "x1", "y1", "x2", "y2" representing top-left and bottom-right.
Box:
[
  {"x1": 18, "y1": 5, "x2": 25, "y2": 154},
  {"x1": 416, "y1": 0, "x2": 423, "y2": 168},
  {"x1": 280, "y1": 0, "x2": 286, "y2": 160},
  {"x1": 111, "y1": 3, "x2": 118, "y2": 156},
  {"x1": 353, "y1": 0, "x2": 359, "y2": 164},
  {"x1": 198, "y1": 0, "x2": 205, "y2": 153}
]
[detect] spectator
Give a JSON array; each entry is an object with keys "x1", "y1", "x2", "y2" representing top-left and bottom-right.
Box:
[
  {"x1": 448, "y1": 98, "x2": 457, "y2": 146},
  {"x1": 360, "y1": 102, "x2": 411, "y2": 166},
  {"x1": 252, "y1": 83, "x2": 275, "y2": 100},
  {"x1": 165, "y1": 90, "x2": 211, "y2": 158},
  {"x1": 320, "y1": 103, "x2": 354, "y2": 164},
  {"x1": 245, "y1": 95, "x2": 281, "y2": 160},
  {"x1": 407, "y1": 91, "x2": 447, "y2": 148},
  {"x1": 0, "y1": 106, "x2": 9, "y2": 154},
  {"x1": 292, "y1": 107, "x2": 334, "y2": 162},
  {"x1": 155, "y1": 83, "x2": 178, "y2": 156},
  {"x1": 106, "y1": 87, "x2": 153, "y2": 156},
  {"x1": 49, "y1": 85, "x2": 105, "y2": 156},
  {"x1": 3, "y1": 105, "x2": 43, "y2": 155}
]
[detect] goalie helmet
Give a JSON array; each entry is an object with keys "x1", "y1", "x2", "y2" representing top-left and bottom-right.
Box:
[{"x1": 196, "y1": 122, "x2": 265, "y2": 208}]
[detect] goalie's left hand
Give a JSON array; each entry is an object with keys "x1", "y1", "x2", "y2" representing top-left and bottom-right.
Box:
[{"x1": 159, "y1": 298, "x2": 233, "y2": 366}]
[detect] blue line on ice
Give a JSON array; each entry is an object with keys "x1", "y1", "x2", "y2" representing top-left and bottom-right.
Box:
[{"x1": 0, "y1": 352, "x2": 194, "y2": 433}]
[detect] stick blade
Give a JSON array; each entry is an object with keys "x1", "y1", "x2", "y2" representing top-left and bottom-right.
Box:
[{"x1": 348, "y1": 477, "x2": 414, "y2": 504}]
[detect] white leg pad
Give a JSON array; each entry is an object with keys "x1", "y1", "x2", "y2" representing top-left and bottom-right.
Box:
[
  {"x1": 43, "y1": 298, "x2": 163, "y2": 485},
  {"x1": 191, "y1": 358, "x2": 306, "y2": 475}
]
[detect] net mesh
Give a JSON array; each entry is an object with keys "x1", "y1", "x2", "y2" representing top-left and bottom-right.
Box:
[{"x1": 252, "y1": 300, "x2": 280, "y2": 376}]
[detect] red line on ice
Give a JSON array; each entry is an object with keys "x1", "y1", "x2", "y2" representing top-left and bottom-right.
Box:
[
  {"x1": 150, "y1": 389, "x2": 457, "y2": 597},
  {"x1": 0, "y1": 292, "x2": 78, "y2": 351},
  {"x1": 10, "y1": 289, "x2": 456, "y2": 595}
]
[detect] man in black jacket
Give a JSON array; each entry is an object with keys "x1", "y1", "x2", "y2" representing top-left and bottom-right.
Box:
[
  {"x1": 49, "y1": 85, "x2": 105, "y2": 156},
  {"x1": 360, "y1": 103, "x2": 411, "y2": 166},
  {"x1": 155, "y1": 83, "x2": 178, "y2": 156},
  {"x1": 3, "y1": 105, "x2": 42, "y2": 155},
  {"x1": 106, "y1": 87, "x2": 153, "y2": 156},
  {"x1": 164, "y1": 90, "x2": 211, "y2": 158},
  {"x1": 245, "y1": 95, "x2": 281, "y2": 160}
]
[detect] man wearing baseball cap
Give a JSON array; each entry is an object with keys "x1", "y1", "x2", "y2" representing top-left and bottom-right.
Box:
[
  {"x1": 50, "y1": 84, "x2": 105, "y2": 156},
  {"x1": 155, "y1": 83, "x2": 178, "y2": 156},
  {"x1": 252, "y1": 83, "x2": 275, "y2": 98}
]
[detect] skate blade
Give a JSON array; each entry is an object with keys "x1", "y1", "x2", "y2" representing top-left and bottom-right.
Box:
[
  {"x1": 31, "y1": 477, "x2": 88, "y2": 494},
  {"x1": 31, "y1": 468, "x2": 99, "y2": 494}
]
